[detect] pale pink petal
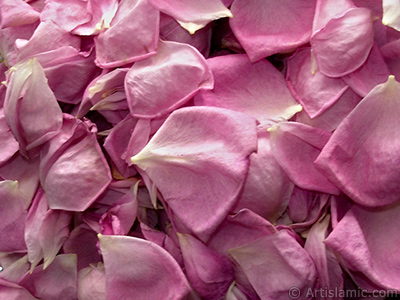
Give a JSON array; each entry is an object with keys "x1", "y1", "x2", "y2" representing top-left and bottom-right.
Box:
[
  {"x1": 0, "y1": 0, "x2": 40, "y2": 28},
  {"x1": 268, "y1": 122, "x2": 339, "y2": 194},
  {"x1": 229, "y1": 231, "x2": 317, "y2": 300},
  {"x1": 286, "y1": 47, "x2": 348, "y2": 118},
  {"x1": 382, "y1": 0, "x2": 400, "y2": 31},
  {"x1": 125, "y1": 40, "x2": 213, "y2": 118},
  {"x1": 0, "y1": 180, "x2": 27, "y2": 252},
  {"x1": 98, "y1": 234, "x2": 191, "y2": 300},
  {"x1": 178, "y1": 233, "x2": 234, "y2": 299},
  {"x1": 63, "y1": 224, "x2": 102, "y2": 271},
  {"x1": 16, "y1": 21, "x2": 80, "y2": 62},
  {"x1": 78, "y1": 263, "x2": 106, "y2": 300},
  {"x1": 40, "y1": 115, "x2": 112, "y2": 211},
  {"x1": 40, "y1": 0, "x2": 91, "y2": 32},
  {"x1": 315, "y1": 75, "x2": 400, "y2": 206},
  {"x1": 229, "y1": 0, "x2": 316, "y2": 62},
  {"x1": 4, "y1": 58, "x2": 63, "y2": 156},
  {"x1": 72, "y1": 0, "x2": 119, "y2": 36},
  {"x1": 194, "y1": 54, "x2": 302, "y2": 127},
  {"x1": 235, "y1": 130, "x2": 294, "y2": 222},
  {"x1": 295, "y1": 88, "x2": 362, "y2": 132},
  {"x1": 18, "y1": 254, "x2": 77, "y2": 300},
  {"x1": 131, "y1": 107, "x2": 257, "y2": 241},
  {"x1": 325, "y1": 203, "x2": 400, "y2": 291},
  {"x1": 94, "y1": 0, "x2": 159, "y2": 68},
  {"x1": 343, "y1": 44, "x2": 391, "y2": 97},
  {"x1": 0, "y1": 109, "x2": 18, "y2": 166},
  {"x1": 148, "y1": 0, "x2": 232, "y2": 34},
  {"x1": 311, "y1": 8, "x2": 374, "y2": 77}
]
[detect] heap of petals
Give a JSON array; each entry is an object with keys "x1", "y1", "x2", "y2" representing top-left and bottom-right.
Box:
[{"x1": 1, "y1": 0, "x2": 400, "y2": 299}]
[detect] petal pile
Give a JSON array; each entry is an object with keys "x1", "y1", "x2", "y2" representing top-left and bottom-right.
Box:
[{"x1": 1, "y1": 0, "x2": 400, "y2": 299}]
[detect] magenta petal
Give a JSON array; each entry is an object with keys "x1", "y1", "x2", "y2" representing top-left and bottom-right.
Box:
[
  {"x1": 381, "y1": 39, "x2": 400, "y2": 80},
  {"x1": 125, "y1": 40, "x2": 213, "y2": 118},
  {"x1": 316, "y1": 76, "x2": 400, "y2": 206},
  {"x1": 94, "y1": 0, "x2": 159, "y2": 68},
  {"x1": 178, "y1": 233, "x2": 234, "y2": 299},
  {"x1": 325, "y1": 203, "x2": 400, "y2": 291},
  {"x1": 286, "y1": 47, "x2": 348, "y2": 118},
  {"x1": 78, "y1": 263, "x2": 106, "y2": 300},
  {"x1": 269, "y1": 122, "x2": 339, "y2": 194},
  {"x1": 312, "y1": 0, "x2": 356, "y2": 32},
  {"x1": 148, "y1": 0, "x2": 231, "y2": 34},
  {"x1": 98, "y1": 234, "x2": 191, "y2": 300},
  {"x1": 343, "y1": 44, "x2": 391, "y2": 97},
  {"x1": 311, "y1": 7, "x2": 374, "y2": 77},
  {"x1": 0, "y1": 180, "x2": 26, "y2": 252},
  {"x1": 131, "y1": 107, "x2": 257, "y2": 240},
  {"x1": 18, "y1": 254, "x2": 77, "y2": 300},
  {"x1": 0, "y1": 0, "x2": 40, "y2": 28},
  {"x1": 0, "y1": 254, "x2": 29, "y2": 283},
  {"x1": 4, "y1": 58, "x2": 63, "y2": 156},
  {"x1": 229, "y1": 231, "x2": 317, "y2": 299},
  {"x1": 229, "y1": 0, "x2": 316, "y2": 62},
  {"x1": 194, "y1": 54, "x2": 301, "y2": 127},
  {"x1": 40, "y1": 115, "x2": 112, "y2": 211}
]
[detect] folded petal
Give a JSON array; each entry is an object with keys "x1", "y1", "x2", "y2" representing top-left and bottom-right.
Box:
[
  {"x1": 18, "y1": 254, "x2": 78, "y2": 300},
  {"x1": 94, "y1": 0, "x2": 159, "y2": 68},
  {"x1": 149, "y1": 0, "x2": 232, "y2": 34},
  {"x1": 230, "y1": 0, "x2": 316, "y2": 62},
  {"x1": 98, "y1": 234, "x2": 191, "y2": 300},
  {"x1": 125, "y1": 40, "x2": 213, "y2": 118},
  {"x1": 194, "y1": 54, "x2": 301, "y2": 127},
  {"x1": 315, "y1": 75, "x2": 400, "y2": 206},
  {"x1": 229, "y1": 231, "x2": 317, "y2": 300},
  {"x1": 178, "y1": 233, "x2": 234, "y2": 299},
  {"x1": 0, "y1": 254, "x2": 29, "y2": 283},
  {"x1": 325, "y1": 203, "x2": 400, "y2": 291},
  {"x1": 268, "y1": 122, "x2": 339, "y2": 194},
  {"x1": 4, "y1": 58, "x2": 63, "y2": 156},
  {"x1": 311, "y1": 7, "x2": 374, "y2": 77},
  {"x1": 286, "y1": 47, "x2": 348, "y2": 118},
  {"x1": 131, "y1": 107, "x2": 257, "y2": 240},
  {"x1": 40, "y1": 115, "x2": 112, "y2": 211},
  {"x1": 0, "y1": 279, "x2": 39, "y2": 300}
]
